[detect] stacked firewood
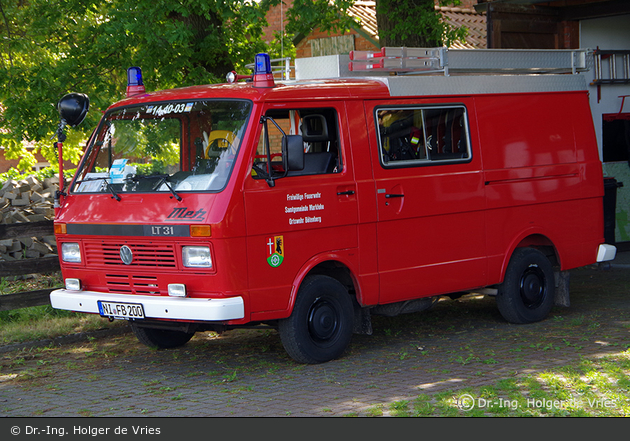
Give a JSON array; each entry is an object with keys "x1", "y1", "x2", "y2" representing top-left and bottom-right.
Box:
[{"x1": 0, "y1": 175, "x2": 59, "y2": 261}]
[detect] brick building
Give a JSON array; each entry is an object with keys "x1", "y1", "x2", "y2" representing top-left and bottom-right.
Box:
[
  {"x1": 0, "y1": 147, "x2": 50, "y2": 174},
  {"x1": 263, "y1": 0, "x2": 486, "y2": 58}
]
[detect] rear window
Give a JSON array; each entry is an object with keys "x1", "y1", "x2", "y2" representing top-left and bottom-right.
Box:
[{"x1": 376, "y1": 105, "x2": 471, "y2": 167}]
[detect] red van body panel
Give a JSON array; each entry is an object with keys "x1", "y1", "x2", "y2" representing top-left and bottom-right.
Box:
[{"x1": 51, "y1": 68, "x2": 609, "y2": 361}]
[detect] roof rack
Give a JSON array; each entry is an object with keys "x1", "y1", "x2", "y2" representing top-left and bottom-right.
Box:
[
  {"x1": 245, "y1": 56, "x2": 293, "y2": 80},
  {"x1": 347, "y1": 47, "x2": 591, "y2": 76}
]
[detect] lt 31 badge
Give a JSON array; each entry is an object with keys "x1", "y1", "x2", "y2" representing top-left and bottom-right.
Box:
[{"x1": 267, "y1": 236, "x2": 284, "y2": 268}]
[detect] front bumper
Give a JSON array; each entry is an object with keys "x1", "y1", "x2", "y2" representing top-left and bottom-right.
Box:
[{"x1": 50, "y1": 289, "x2": 245, "y2": 322}]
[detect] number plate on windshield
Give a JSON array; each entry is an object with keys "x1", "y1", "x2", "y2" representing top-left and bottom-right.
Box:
[{"x1": 98, "y1": 301, "x2": 145, "y2": 320}]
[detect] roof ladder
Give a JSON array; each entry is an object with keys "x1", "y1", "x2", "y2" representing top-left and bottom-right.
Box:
[
  {"x1": 348, "y1": 47, "x2": 591, "y2": 76},
  {"x1": 592, "y1": 49, "x2": 630, "y2": 85}
]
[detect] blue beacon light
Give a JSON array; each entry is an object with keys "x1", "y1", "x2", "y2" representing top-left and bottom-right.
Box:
[
  {"x1": 126, "y1": 67, "x2": 146, "y2": 97},
  {"x1": 253, "y1": 53, "x2": 275, "y2": 88}
]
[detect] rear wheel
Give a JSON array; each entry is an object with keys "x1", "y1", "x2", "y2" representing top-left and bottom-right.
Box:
[
  {"x1": 132, "y1": 325, "x2": 194, "y2": 349},
  {"x1": 279, "y1": 275, "x2": 354, "y2": 364},
  {"x1": 496, "y1": 247, "x2": 555, "y2": 324}
]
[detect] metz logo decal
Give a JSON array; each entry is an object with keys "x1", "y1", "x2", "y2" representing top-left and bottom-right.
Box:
[
  {"x1": 166, "y1": 207, "x2": 207, "y2": 222},
  {"x1": 267, "y1": 236, "x2": 284, "y2": 268}
]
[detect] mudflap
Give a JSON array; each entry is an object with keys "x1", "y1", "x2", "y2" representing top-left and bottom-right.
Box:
[
  {"x1": 353, "y1": 305, "x2": 373, "y2": 335},
  {"x1": 554, "y1": 270, "x2": 571, "y2": 307}
]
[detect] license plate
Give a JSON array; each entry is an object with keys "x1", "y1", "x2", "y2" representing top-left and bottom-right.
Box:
[{"x1": 98, "y1": 301, "x2": 145, "y2": 320}]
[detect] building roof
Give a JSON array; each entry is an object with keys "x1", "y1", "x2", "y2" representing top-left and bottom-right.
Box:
[
  {"x1": 346, "y1": 1, "x2": 487, "y2": 49},
  {"x1": 347, "y1": 1, "x2": 379, "y2": 40},
  {"x1": 437, "y1": 6, "x2": 487, "y2": 49}
]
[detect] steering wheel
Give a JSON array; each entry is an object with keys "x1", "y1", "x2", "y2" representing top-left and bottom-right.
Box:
[
  {"x1": 204, "y1": 130, "x2": 236, "y2": 158},
  {"x1": 207, "y1": 138, "x2": 233, "y2": 153}
]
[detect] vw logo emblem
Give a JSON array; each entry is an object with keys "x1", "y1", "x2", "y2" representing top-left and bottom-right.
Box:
[{"x1": 120, "y1": 245, "x2": 133, "y2": 265}]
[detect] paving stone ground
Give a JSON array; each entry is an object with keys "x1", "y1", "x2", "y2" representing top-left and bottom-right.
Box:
[{"x1": 1, "y1": 255, "x2": 630, "y2": 418}]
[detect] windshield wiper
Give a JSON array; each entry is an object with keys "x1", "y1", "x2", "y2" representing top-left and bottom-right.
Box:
[
  {"x1": 127, "y1": 174, "x2": 183, "y2": 201},
  {"x1": 153, "y1": 175, "x2": 182, "y2": 202},
  {"x1": 75, "y1": 177, "x2": 121, "y2": 201}
]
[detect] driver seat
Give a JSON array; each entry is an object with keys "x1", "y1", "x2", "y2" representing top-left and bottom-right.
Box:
[{"x1": 294, "y1": 114, "x2": 335, "y2": 175}]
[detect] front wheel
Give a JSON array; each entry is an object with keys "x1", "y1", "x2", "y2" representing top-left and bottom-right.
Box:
[
  {"x1": 132, "y1": 325, "x2": 194, "y2": 349},
  {"x1": 278, "y1": 275, "x2": 354, "y2": 364},
  {"x1": 496, "y1": 247, "x2": 555, "y2": 324}
]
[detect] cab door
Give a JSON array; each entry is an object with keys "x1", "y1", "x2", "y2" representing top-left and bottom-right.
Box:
[
  {"x1": 366, "y1": 99, "x2": 487, "y2": 304},
  {"x1": 243, "y1": 103, "x2": 359, "y2": 319}
]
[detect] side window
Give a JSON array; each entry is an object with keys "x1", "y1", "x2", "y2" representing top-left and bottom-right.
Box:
[
  {"x1": 376, "y1": 106, "x2": 470, "y2": 167},
  {"x1": 253, "y1": 108, "x2": 342, "y2": 178}
]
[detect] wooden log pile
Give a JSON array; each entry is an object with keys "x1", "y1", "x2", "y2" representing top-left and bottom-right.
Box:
[{"x1": 0, "y1": 175, "x2": 59, "y2": 262}]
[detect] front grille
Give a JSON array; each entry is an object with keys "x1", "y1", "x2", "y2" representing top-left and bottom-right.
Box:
[
  {"x1": 84, "y1": 241, "x2": 177, "y2": 268},
  {"x1": 105, "y1": 274, "x2": 162, "y2": 295}
]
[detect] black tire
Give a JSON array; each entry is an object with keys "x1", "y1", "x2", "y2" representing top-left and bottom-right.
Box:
[
  {"x1": 132, "y1": 325, "x2": 194, "y2": 349},
  {"x1": 496, "y1": 247, "x2": 555, "y2": 324},
  {"x1": 278, "y1": 275, "x2": 354, "y2": 364}
]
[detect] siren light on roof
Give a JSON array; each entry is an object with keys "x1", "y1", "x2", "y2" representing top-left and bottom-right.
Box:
[
  {"x1": 226, "y1": 53, "x2": 276, "y2": 87},
  {"x1": 252, "y1": 53, "x2": 275, "y2": 88},
  {"x1": 126, "y1": 67, "x2": 146, "y2": 97}
]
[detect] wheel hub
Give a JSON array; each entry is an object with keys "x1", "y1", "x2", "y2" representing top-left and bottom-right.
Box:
[
  {"x1": 308, "y1": 299, "x2": 339, "y2": 342},
  {"x1": 520, "y1": 265, "x2": 546, "y2": 308}
]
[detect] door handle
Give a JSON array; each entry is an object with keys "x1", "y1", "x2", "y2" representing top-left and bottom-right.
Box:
[
  {"x1": 385, "y1": 194, "x2": 404, "y2": 198},
  {"x1": 337, "y1": 190, "x2": 355, "y2": 196}
]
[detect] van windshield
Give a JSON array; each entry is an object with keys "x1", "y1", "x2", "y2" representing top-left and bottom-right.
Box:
[{"x1": 71, "y1": 99, "x2": 251, "y2": 195}]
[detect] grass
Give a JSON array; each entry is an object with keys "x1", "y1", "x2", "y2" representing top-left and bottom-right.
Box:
[
  {"x1": 389, "y1": 348, "x2": 630, "y2": 417},
  {"x1": 0, "y1": 271, "x2": 63, "y2": 295},
  {"x1": 0, "y1": 308, "x2": 125, "y2": 345},
  {"x1": 0, "y1": 272, "x2": 125, "y2": 345}
]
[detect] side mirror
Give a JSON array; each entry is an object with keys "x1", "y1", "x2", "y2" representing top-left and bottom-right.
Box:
[
  {"x1": 57, "y1": 93, "x2": 90, "y2": 127},
  {"x1": 283, "y1": 135, "x2": 304, "y2": 172}
]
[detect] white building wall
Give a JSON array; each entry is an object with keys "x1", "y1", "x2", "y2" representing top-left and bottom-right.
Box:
[
  {"x1": 581, "y1": 15, "x2": 630, "y2": 155},
  {"x1": 580, "y1": 15, "x2": 630, "y2": 242}
]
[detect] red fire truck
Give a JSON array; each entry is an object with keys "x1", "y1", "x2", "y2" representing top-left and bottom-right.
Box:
[{"x1": 50, "y1": 48, "x2": 616, "y2": 364}]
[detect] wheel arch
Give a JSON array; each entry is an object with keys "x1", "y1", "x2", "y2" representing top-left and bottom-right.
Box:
[
  {"x1": 288, "y1": 253, "x2": 361, "y2": 313},
  {"x1": 500, "y1": 232, "x2": 561, "y2": 283}
]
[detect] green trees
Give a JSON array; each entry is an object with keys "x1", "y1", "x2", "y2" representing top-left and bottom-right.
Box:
[
  {"x1": 0, "y1": 0, "x2": 270, "y2": 170},
  {"x1": 375, "y1": 0, "x2": 467, "y2": 47},
  {"x1": 284, "y1": 0, "x2": 466, "y2": 49},
  {"x1": 0, "y1": 0, "x2": 466, "y2": 172}
]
